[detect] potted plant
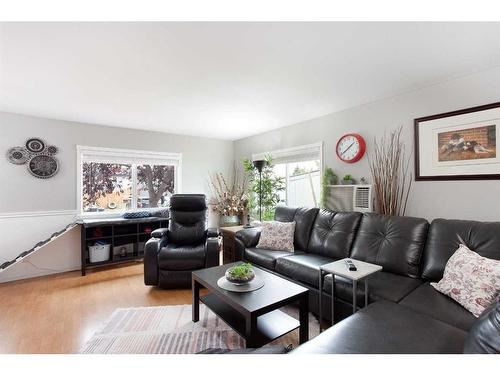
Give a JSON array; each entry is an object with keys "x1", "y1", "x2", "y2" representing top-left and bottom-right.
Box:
[
  {"x1": 243, "y1": 156, "x2": 285, "y2": 221},
  {"x1": 320, "y1": 167, "x2": 337, "y2": 209},
  {"x1": 209, "y1": 170, "x2": 248, "y2": 227},
  {"x1": 341, "y1": 174, "x2": 355, "y2": 185},
  {"x1": 225, "y1": 263, "x2": 255, "y2": 285}
]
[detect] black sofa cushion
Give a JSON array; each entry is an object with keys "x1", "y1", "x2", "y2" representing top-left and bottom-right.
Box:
[
  {"x1": 463, "y1": 298, "x2": 500, "y2": 354},
  {"x1": 421, "y1": 218, "x2": 500, "y2": 282},
  {"x1": 168, "y1": 194, "x2": 207, "y2": 246},
  {"x1": 274, "y1": 206, "x2": 319, "y2": 251},
  {"x1": 244, "y1": 247, "x2": 296, "y2": 270},
  {"x1": 323, "y1": 271, "x2": 423, "y2": 305},
  {"x1": 399, "y1": 282, "x2": 476, "y2": 331},
  {"x1": 291, "y1": 300, "x2": 467, "y2": 354},
  {"x1": 307, "y1": 210, "x2": 362, "y2": 259},
  {"x1": 275, "y1": 253, "x2": 334, "y2": 287},
  {"x1": 350, "y1": 213, "x2": 429, "y2": 278},
  {"x1": 274, "y1": 205, "x2": 297, "y2": 222},
  {"x1": 158, "y1": 243, "x2": 206, "y2": 270}
]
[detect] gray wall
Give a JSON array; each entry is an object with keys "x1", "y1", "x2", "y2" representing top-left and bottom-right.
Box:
[
  {"x1": 0, "y1": 112, "x2": 234, "y2": 213},
  {"x1": 0, "y1": 112, "x2": 233, "y2": 282},
  {"x1": 234, "y1": 66, "x2": 500, "y2": 222}
]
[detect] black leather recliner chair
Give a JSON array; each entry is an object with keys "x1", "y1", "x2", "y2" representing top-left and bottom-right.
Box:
[{"x1": 144, "y1": 194, "x2": 220, "y2": 289}]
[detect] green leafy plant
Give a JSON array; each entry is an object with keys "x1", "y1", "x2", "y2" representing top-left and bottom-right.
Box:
[
  {"x1": 228, "y1": 263, "x2": 253, "y2": 278},
  {"x1": 343, "y1": 174, "x2": 353, "y2": 181},
  {"x1": 319, "y1": 167, "x2": 337, "y2": 209},
  {"x1": 243, "y1": 155, "x2": 285, "y2": 221}
]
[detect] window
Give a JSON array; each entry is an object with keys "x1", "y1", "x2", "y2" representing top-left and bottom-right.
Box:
[
  {"x1": 253, "y1": 143, "x2": 322, "y2": 208},
  {"x1": 77, "y1": 146, "x2": 181, "y2": 216}
]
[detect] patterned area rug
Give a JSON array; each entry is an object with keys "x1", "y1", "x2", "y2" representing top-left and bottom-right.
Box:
[{"x1": 80, "y1": 304, "x2": 320, "y2": 354}]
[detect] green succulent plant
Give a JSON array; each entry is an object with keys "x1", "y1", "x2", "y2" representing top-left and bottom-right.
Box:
[{"x1": 228, "y1": 263, "x2": 253, "y2": 278}]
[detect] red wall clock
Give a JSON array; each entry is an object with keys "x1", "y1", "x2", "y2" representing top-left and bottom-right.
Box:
[{"x1": 336, "y1": 133, "x2": 366, "y2": 163}]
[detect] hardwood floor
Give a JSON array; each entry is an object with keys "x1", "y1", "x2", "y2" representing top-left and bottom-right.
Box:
[{"x1": 0, "y1": 263, "x2": 193, "y2": 354}]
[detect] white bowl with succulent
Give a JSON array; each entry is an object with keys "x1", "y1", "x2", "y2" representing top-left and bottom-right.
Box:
[{"x1": 225, "y1": 263, "x2": 255, "y2": 285}]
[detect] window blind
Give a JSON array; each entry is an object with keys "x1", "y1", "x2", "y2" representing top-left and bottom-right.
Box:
[{"x1": 252, "y1": 142, "x2": 323, "y2": 165}]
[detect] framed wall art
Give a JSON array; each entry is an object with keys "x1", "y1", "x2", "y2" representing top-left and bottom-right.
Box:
[{"x1": 414, "y1": 101, "x2": 500, "y2": 180}]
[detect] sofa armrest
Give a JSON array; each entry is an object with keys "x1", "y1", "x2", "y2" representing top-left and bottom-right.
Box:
[
  {"x1": 234, "y1": 227, "x2": 262, "y2": 261},
  {"x1": 144, "y1": 230, "x2": 168, "y2": 286},
  {"x1": 235, "y1": 227, "x2": 262, "y2": 247},
  {"x1": 205, "y1": 237, "x2": 221, "y2": 268},
  {"x1": 207, "y1": 228, "x2": 220, "y2": 238},
  {"x1": 151, "y1": 228, "x2": 169, "y2": 238}
]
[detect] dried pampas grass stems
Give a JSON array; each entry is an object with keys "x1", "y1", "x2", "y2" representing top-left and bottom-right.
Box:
[{"x1": 368, "y1": 126, "x2": 412, "y2": 216}]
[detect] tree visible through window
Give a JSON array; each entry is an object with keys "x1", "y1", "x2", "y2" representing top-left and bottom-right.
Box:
[
  {"x1": 137, "y1": 165, "x2": 175, "y2": 208},
  {"x1": 82, "y1": 162, "x2": 132, "y2": 212},
  {"x1": 79, "y1": 147, "x2": 180, "y2": 214}
]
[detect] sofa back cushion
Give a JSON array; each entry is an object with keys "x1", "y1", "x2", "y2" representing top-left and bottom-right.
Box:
[
  {"x1": 307, "y1": 210, "x2": 362, "y2": 259},
  {"x1": 422, "y1": 218, "x2": 500, "y2": 282},
  {"x1": 350, "y1": 213, "x2": 429, "y2": 278},
  {"x1": 168, "y1": 194, "x2": 207, "y2": 245},
  {"x1": 274, "y1": 206, "x2": 318, "y2": 251}
]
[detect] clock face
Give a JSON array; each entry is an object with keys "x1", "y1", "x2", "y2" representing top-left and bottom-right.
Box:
[
  {"x1": 336, "y1": 133, "x2": 366, "y2": 163},
  {"x1": 28, "y1": 155, "x2": 59, "y2": 179}
]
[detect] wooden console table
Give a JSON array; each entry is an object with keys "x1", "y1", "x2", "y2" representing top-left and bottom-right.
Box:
[{"x1": 220, "y1": 225, "x2": 244, "y2": 264}]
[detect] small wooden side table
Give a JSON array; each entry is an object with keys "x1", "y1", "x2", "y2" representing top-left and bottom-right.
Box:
[{"x1": 220, "y1": 225, "x2": 244, "y2": 264}]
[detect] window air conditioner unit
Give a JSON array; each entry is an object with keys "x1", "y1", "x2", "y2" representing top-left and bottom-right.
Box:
[{"x1": 327, "y1": 185, "x2": 372, "y2": 212}]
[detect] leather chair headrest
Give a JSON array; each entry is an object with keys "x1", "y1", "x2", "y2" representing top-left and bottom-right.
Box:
[{"x1": 170, "y1": 194, "x2": 207, "y2": 212}]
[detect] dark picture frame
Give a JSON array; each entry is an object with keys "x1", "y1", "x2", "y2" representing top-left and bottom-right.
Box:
[{"x1": 414, "y1": 101, "x2": 500, "y2": 181}]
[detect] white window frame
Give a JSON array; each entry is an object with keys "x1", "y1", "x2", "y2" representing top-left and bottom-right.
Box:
[
  {"x1": 252, "y1": 142, "x2": 323, "y2": 207},
  {"x1": 76, "y1": 145, "x2": 182, "y2": 218}
]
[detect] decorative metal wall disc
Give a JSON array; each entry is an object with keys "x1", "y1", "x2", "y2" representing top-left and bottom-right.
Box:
[
  {"x1": 6, "y1": 147, "x2": 30, "y2": 164},
  {"x1": 27, "y1": 154, "x2": 59, "y2": 179},
  {"x1": 6, "y1": 137, "x2": 59, "y2": 179},
  {"x1": 25, "y1": 138, "x2": 46, "y2": 153},
  {"x1": 47, "y1": 145, "x2": 58, "y2": 155}
]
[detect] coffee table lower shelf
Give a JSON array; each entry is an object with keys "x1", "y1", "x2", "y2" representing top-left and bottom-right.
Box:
[{"x1": 200, "y1": 293, "x2": 300, "y2": 347}]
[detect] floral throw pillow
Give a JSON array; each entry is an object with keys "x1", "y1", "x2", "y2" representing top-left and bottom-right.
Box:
[
  {"x1": 431, "y1": 244, "x2": 500, "y2": 317},
  {"x1": 256, "y1": 221, "x2": 296, "y2": 252}
]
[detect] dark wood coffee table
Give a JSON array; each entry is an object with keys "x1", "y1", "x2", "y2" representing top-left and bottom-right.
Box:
[{"x1": 192, "y1": 262, "x2": 309, "y2": 348}]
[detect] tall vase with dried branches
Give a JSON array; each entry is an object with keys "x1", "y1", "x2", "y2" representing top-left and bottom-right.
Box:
[
  {"x1": 368, "y1": 126, "x2": 412, "y2": 216},
  {"x1": 209, "y1": 168, "x2": 248, "y2": 227}
]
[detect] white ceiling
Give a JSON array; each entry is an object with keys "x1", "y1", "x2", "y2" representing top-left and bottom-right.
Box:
[{"x1": 1, "y1": 22, "x2": 500, "y2": 140}]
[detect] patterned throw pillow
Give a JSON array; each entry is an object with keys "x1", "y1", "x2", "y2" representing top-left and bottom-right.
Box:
[
  {"x1": 431, "y1": 244, "x2": 500, "y2": 317},
  {"x1": 256, "y1": 221, "x2": 296, "y2": 252}
]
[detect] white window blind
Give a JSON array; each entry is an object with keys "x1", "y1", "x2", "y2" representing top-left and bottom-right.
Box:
[{"x1": 252, "y1": 142, "x2": 323, "y2": 165}]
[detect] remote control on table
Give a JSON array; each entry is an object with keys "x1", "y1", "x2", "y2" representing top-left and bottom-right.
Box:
[{"x1": 345, "y1": 259, "x2": 357, "y2": 271}]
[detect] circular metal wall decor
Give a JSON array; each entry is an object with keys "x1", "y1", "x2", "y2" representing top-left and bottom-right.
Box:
[
  {"x1": 47, "y1": 145, "x2": 58, "y2": 155},
  {"x1": 28, "y1": 155, "x2": 59, "y2": 179},
  {"x1": 25, "y1": 138, "x2": 46, "y2": 153},
  {"x1": 6, "y1": 137, "x2": 60, "y2": 179},
  {"x1": 6, "y1": 146, "x2": 30, "y2": 164}
]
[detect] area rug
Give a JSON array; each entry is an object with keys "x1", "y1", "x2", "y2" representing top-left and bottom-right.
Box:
[{"x1": 80, "y1": 304, "x2": 320, "y2": 354}]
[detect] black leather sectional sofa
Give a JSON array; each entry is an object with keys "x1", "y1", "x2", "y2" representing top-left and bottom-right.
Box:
[{"x1": 234, "y1": 206, "x2": 500, "y2": 353}]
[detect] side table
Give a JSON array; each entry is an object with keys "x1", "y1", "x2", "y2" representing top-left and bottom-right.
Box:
[
  {"x1": 220, "y1": 225, "x2": 244, "y2": 264},
  {"x1": 319, "y1": 258, "x2": 382, "y2": 331}
]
